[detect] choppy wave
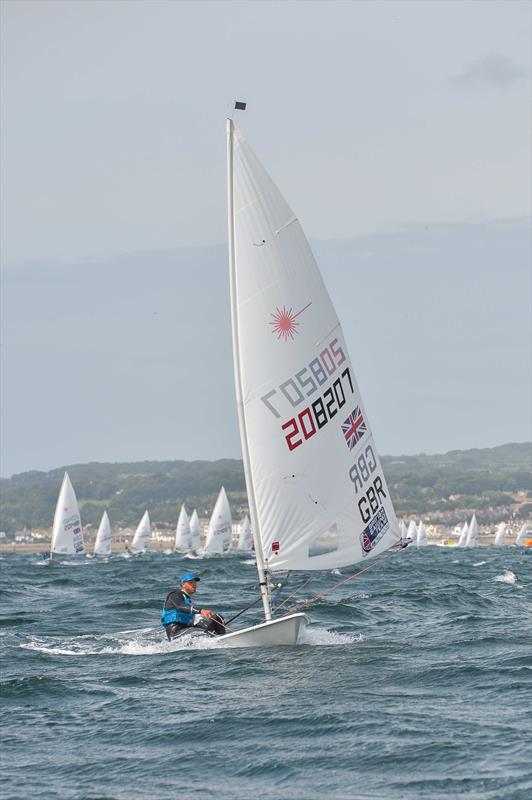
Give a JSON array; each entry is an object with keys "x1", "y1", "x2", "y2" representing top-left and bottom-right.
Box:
[
  {"x1": 1, "y1": 547, "x2": 531, "y2": 800},
  {"x1": 493, "y1": 569, "x2": 518, "y2": 584}
]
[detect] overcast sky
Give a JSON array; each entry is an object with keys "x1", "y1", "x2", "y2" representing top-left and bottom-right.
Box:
[{"x1": 1, "y1": 0, "x2": 531, "y2": 476}]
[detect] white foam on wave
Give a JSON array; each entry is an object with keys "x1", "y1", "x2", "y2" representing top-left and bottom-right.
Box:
[
  {"x1": 163, "y1": 549, "x2": 173, "y2": 556},
  {"x1": 20, "y1": 623, "x2": 362, "y2": 656},
  {"x1": 299, "y1": 626, "x2": 363, "y2": 646},
  {"x1": 19, "y1": 626, "x2": 220, "y2": 657},
  {"x1": 493, "y1": 569, "x2": 517, "y2": 585},
  {"x1": 473, "y1": 561, "x2": 487, "y2": 567}
]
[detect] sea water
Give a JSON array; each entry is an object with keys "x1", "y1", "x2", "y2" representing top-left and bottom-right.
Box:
[{"x1": 1, "y1": 547, "x2": 530, "y2": 799}]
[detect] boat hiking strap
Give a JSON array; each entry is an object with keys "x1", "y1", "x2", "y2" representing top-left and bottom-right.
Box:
[{"x1": 279, "y1": 541, "x2": 410, "y2": 618}]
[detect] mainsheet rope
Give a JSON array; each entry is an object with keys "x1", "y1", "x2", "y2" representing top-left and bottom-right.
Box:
[{"x1": 278, "y1": 542, "x2": 409, "y2": 619}]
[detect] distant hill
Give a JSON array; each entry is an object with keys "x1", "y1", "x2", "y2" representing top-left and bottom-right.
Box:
[{"x1": 1, "y1": 443, "x2": 530, "y2": 534}]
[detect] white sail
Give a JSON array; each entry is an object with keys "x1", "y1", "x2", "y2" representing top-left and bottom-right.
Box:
[
  {"x1": 416, "y1": 521, "x2": 428, "y2": 547},
  {"x1": 230, "y1": 123, "x2": 400, "y2": 572},
  {"x1": 515, "y1": 523, "x2": 530, "y2": 545},
  {"x1": 204, "y1": 487, "x2": 232, "y2": 554},
  {"x1": 493, "y1": 523, "x2": 507, "y2": 546},
  {"x1": 406, "y1": 520, "x2": 417, "y2": 543},
  {"x1": 51, "y1": 472, "x2": 84, "y2": 555},
  {"x1": 94, "y1": 511, "x2": 112, "y2": 556},
  {"x1": 466, "y1": 513, "x2": 479, "y2": 547},
  {"x1": 237, "y1": 515, "x2": 253, "y2": 550},
  {"x1": 131, "y1": 510, "x2": 151, "y2": 553},
  {"x1": 189, "y1": 509, "x2": 201, "y2": 551},
  {"x1": 458, "y1": 522, "x2": 469, "y2": 547},
  {"x1": 399, "y1": 520, "x2": 407, "y2": 540},
  {"x1": 174, "y1": 505, "x2": 191, "y2": 551}
]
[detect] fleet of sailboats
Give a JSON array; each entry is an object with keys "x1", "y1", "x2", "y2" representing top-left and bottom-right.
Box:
[{"x1": 44, "y1": 462, "x2": 529, "y2": 562}]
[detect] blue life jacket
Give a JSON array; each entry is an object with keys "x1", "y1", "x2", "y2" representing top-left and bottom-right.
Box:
[{"x1": 161, "y1": 590, "x2": 194, "y2": 627}]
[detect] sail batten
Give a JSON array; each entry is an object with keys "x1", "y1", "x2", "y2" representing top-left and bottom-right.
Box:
[{"x1": 230, "y1": 123, "x2": 400, "y2": 572}]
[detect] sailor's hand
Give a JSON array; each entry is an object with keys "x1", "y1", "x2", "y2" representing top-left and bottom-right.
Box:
[{"x1": 201, "y1": 609, "x2": 214, "y2": 618}]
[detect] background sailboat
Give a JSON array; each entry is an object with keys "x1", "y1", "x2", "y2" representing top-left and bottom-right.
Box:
[
  {"x1": 203, "y1": 487, "x2": 232, "y2": 555},
  {"x1": 237, "y1": 515, "x2": 253, "y2": 551},
  {"x1": 515, "y1": 523, "x2": 530, "y2": 546},
  {"x1": 174, "y1": 505, "x2": 191, "y2": 552},
  {"x1": 416, "y1": 521, "x2": 428, "y2": 547},
  {"x1": 51, "y1": 472, "x2": 84, "y2": 557},
  {"x1": 93, "y1": 511, "x2": 112, "y2": 557},
  {"x1": 493, "y1": 522, "x2": 507, "y2": 546},
  {"x1": 458, "y1": 521, "x2": 469, "y2": 547},
  {"x1": 189, "y1": 509, "x2": 201, "y2": 553},
  {"x1": 466, "y1": 513, "x2": 479, "y2": 547},
  {"x1": 406, "y1": 520, "x2": 417, "y2": 543},
  {"x1": 131, "y1": 510, "x2": 151, "y2": 554},
  {"x1": 217, "y1": 113, "x2": 401, "y2": 646}
]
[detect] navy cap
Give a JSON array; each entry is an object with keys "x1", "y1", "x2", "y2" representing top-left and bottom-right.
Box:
[{"x1": 180, "y1": 572, "x2": 200, "y2": 583}]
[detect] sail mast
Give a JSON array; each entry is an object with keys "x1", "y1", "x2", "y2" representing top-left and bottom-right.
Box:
[{"x1": 226, "y1": 114, "x2": 271, "y2": 621}]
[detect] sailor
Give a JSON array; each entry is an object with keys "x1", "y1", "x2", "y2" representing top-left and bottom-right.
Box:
[{"x1": 161, "y1": 572, "x2": 224, "y2": 640}]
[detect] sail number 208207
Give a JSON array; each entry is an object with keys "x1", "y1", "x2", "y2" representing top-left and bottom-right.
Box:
[{"x1": 282, "y1": 367, "x2": 354, "y2": 451}]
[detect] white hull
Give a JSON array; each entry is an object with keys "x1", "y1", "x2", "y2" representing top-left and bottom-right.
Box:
[{"x1": 218, "y1": 613, "x2": 307, "y2": 648}]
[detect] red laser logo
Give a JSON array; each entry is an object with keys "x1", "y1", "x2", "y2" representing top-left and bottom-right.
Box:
[{"x1": 269, "y1": 302, "x2": 312, "y2": 341}]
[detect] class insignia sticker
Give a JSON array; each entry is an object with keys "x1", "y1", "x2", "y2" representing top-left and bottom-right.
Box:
[
  {"x1": 269, "y1": 302, "x2": 312, "y2": 341},
  {"x1": 360, "y1": 507, "x2": 389, "y2": 556}
]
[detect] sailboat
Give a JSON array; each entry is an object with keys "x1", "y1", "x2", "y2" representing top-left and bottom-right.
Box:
[
  {"x1": 466, "y1": 513, "x2": 479, "y2": 547},
  {"x1": 189, "y1": 509, "x2": 201, "y2": 553},
  {"x1": 237, "y1": 515, "x2": 253, "y2": 551},
  {"x1": 203, "y1": 487, "x2": 232, "y2": 555},
  {"x1": 406, "y1": 520, "x2": 417, "y2": 543},
  {"x1": 457, "y1": 521, "x2": 469, "y2": 547},
  {"x1": 416, "y1": 521, "x2": 428, "y2": 547},
  {"x1": 493, "y1": 522, "x2": 507, "y2": 546},
  {"x1": 93, "y1": 511, "x2": 112, "y2": 556},
  {"x1": 50, "y1": 472, "x2": 84, "y2": 557},
  {"x1": 174, "y1": 505, "x2": 191, "y2": 552},
  {"x1": 131, "y1": 510, "x2": 151, "y2": 554},
  {"x1": 515, "y1": 523, "x2": 531, "y2": 546},
  {"x1": 211, "y1": 111, "x2": 401, "y2": 647}
]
